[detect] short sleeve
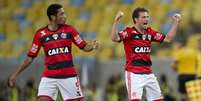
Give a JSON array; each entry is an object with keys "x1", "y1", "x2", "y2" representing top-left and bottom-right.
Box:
[
  {"x1": 149, "y1": 28, "x2": 166, "y2": 43},
  {"x1": 27, "y1": 31, "x2": 42, "y2": 58},
  {"x1": 71, "y1": 27, "x2": 87, "y2": 49},
  {"x1": 118, "y1": 28, "x2": 130, "y2": 42}
]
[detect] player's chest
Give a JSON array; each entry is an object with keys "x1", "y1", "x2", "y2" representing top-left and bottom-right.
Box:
[
  {"x1": 127, "y1": 33, "x2": 152, "y2": 46},
  {"x1": 40, "y1": 32, "x2": 72, "y2": 46}
]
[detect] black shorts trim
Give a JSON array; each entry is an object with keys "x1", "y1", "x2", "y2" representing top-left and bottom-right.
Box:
[
  {"x1": 132, "y1": 59, "x2": 152, "y2": 66},
  {"x1": 46, "y1": 74, "x2": 77, "y2": 79},
  {"x1": 48, "y1": 60, "x2": 74, "y2": 70}
]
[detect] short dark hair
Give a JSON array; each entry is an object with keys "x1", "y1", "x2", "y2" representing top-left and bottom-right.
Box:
[
  {"x1": 132, "y1": 7, "x2": 148, "y2": 23},
  {"x1": 47, "y1": 4, "x2": 62, "y2": 20}
]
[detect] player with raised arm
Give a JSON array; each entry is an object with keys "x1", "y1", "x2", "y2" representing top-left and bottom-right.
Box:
[{"x1": 111, "y1": 7, "x2": 181, "y2": 101}]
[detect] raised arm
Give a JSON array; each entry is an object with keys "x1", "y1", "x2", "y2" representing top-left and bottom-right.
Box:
[
  {"x1": 8, "y1": 56, "x2": 34, "y2": 87},
  {"x1": 164, "y1": 14, "x2": 182, "y2": 43},
  {"x1": 111, "y1": 11, "x2": 124, "y2": 42}
]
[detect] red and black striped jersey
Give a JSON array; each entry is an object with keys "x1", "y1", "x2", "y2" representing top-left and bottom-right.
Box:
[
  {"x1": 118, "y1": 26, "x2": 166, "y2": 74},
  {"x1": 27, "y1": 24, "x2": 87, "y2": 78}
]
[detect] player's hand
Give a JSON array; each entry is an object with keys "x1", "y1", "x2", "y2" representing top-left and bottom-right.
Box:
[
  {"x1": 172, "y1": 13, "x2": 181, "y2": 23},
  {"x1": 92, "y1": 40, "x2": 99, "y2": 49},
  {"x1": 114, "y1": 11, "x2": 124, "y2": 22},
  {"x1": 8, "y1": 75, "x2": 16, "y2": 87}
]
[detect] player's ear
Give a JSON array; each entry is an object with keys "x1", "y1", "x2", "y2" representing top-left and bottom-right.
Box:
[
  {"x1": 50, "y1": 15, "x2": 56, "y2": 21},
  {"x1": 134, "y1": 18, "x2": 138, "y2": 23}
]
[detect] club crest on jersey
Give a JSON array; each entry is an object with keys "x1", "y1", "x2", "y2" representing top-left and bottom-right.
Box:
[
  {"x1": 47, "y1": 46, "x2": 69, "y2": 56},
  {"x1": 61, "y1": 33, "x2": 67, "y2": 39},
  {"x1": 148, "y1": 35, "x2": 151, "y2": 40},
  {"x1": 133, "y1": 47, "x2": 151, "y2": 53},
  {"x1": 142, "y1": 35, "x2": 146, "y2": 40},
  {"x1": 52, "y1": 34, "x2": 58, "y2": 40}
]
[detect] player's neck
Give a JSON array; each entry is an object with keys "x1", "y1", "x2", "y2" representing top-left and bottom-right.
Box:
[
  {"x1": 48, "y1": 22, "x2": 59, "y2": 31},
  {"x1": 134, "y1": 24, "x2": 144, "y2": 34}
]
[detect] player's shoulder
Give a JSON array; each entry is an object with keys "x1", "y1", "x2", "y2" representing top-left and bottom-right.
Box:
[
  {"x1": 146, "y1": 27, "x2": 159, "y2": 35},
  {"x1": 34, "y1": 26, "x2": 48, "y2": 37},
  {"x1": 62, "y1": 24, "x2": 79, "y2": 32},
  {"x1": 62, "y1": 24, "x2": 75, "y2": 29},
  {"x1": 36, "y1": 26, "x2": 47, "y2": 34},
  {"x1": 122, "y1": 26, "x2": 137, "y2": 34},
  {"x1": 122, "y1": 26, "x2": 133, "y2": 32},
  {"x1": 146, "y1": 27, "x2": 154, "y2": 31},
  {"x1": 124, "y1": 26, "x2": 133, "y2": 30}
]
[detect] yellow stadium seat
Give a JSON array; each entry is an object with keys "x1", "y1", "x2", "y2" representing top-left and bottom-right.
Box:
[
  {"x1": 74, "y1": 19, "x2": 88, "y2": 32},
  {"x1": 63, "y1": 6, "x2": 80, "y2": 24},
  {"x1": 5, "y1": 21, "x2": 19, "y2": 35},
  {"x1": 84, "y1": 0, "x2": 95, "y2": 9},
  {"x1": 1, "y1": 41, "x2": 12, "y2": 58},
  {"x1": 21, "y1": 27, "x2": 34, "y2": 43},
  {"x1": 0, "y1": 0, "x2": 199, "y2": 59},
  {"x1": 11, "y1": 46, "x2": 26, "y2": 58},
  {"x1": 86, "y1": 11, "x2": 103, "y2": 32},
  {"x1": 192, "y1": 1, "x2": 201, "y2": 23}
]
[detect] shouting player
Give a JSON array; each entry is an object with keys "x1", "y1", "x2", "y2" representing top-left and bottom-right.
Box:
[
  {"x1": 110, "y1": 7, "x2": 181, "y2": 101},
  {"x1": 8, "y1": 4, "x2": 98, "y2": 101}
]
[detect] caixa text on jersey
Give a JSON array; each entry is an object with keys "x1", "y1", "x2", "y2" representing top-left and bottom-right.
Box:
[
  {"x1": 47, "y1": 46, "x2": 69, "y2": 56},
  {"x1": 133, "y1": 47, "x2": 151, "y2": 53}
]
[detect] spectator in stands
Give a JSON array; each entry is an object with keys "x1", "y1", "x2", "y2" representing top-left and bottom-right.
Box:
[
  {"x1": 172, "y1": 41, "x2": 197, "y2": 101},
  {"x1": 196, "y1": 38, "x2": 201, "y2": 79},
  {"x1": 8, "y1": 84, "x2": 20, "y2": 101},
  {"x1": 105, "y1": 75, "x2": 118, "y2": 101},
  {"x1": 160, "y1": 74, "x2": 176, "y2": 101},
  {"x1": 24, "y1": 78, "x2": 37, "y2": 101},
  {"x1": 86, "y1": 82, "x2": 98, "y2": 101},
  {"x1": 0, "y1": 80, "x2": 10, "y2": 101}
]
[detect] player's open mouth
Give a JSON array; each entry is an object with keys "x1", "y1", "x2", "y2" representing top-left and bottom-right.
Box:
[{"x1": 143, "y1": 22, "x2": 148, "y2": 25}]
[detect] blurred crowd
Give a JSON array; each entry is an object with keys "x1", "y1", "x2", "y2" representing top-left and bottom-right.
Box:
[
  {"x1": 0, "y1": 74, "x2": 126, "y2": 101},
  {"x1": 0, "y1": 73, "x2": 182, "y2": 101},
  {"x1": 0, "y1": 78, "x2": 36, "y2": 101}
]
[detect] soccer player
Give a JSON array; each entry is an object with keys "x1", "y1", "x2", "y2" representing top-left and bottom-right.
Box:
[
  {"x1": 8, "y1": 4, "x2": 98, "y2": 101},
  {"x1": 110, "y1": 7, "x2": 181, "y2": 101}
]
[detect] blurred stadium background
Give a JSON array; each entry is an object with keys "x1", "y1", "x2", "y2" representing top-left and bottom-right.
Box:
[{"x1": 0, "y1": 0, "x2": 201, "y2": 101}]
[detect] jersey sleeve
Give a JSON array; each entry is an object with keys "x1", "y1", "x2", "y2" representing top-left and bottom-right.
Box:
[
  {"x1": 118, "y1": 28, "x2": 130, "y2": 42},
  {"x1": 71, "y1": 27, "x2": 87, "y2": 49},
  {"x1": 27, "y1": 31, "x2": 42, "y2": 58},
  {"x1": 149, "y1": 28, "x2": 166, "y2": 43}
]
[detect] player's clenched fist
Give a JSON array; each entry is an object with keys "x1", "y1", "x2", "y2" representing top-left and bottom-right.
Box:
[
  {"x1": 114, "y1": 11, "x2": 124, "y2": 22},
  {"x1": 92, "y1": 40, "x2": 99, "y2": 49},
  {"x1": 172, "y1": 13, "x2": 182, "y2": 23}
]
